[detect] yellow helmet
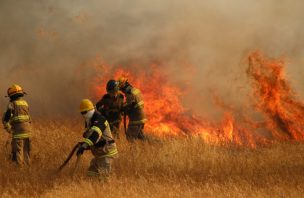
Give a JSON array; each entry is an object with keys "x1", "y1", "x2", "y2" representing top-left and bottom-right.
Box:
[
  {"x1": 7, "y1": 84, "x2": 24, "y2": 97},
  {"x1": 117, "y1": 77, "x2": 128, "y2": 88},
  {"x1": 79, "y1": 99, "x2": 94, "y2": 113}
]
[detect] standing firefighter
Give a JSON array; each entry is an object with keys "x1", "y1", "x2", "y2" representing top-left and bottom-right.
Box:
[
  {"x1": 2, "y1": 84, "x2": 31, "y2": 166},
  {"x1": 77, "y1": 99, "x2": 118, "y2": 181},
  {"x1": 118, "y1": 77, "x2": 147, "y2": 142},
  {"x1": 96, "y1": 80, "x2": 124, "y2": 139}
]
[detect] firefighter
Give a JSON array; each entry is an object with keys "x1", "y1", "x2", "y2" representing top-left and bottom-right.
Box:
[
  {"x1": 77, "y1": 99, "x2": 118, "y2": 181},
  {"x1": 118, "y1": 77, "x2": 147, "y2": 142},
  {"x1": 96, "y1": 80, "x2": 124, "y2": 139},
  {"x1": 2, "y1": 84, "x2": 31, "y2": 166}
]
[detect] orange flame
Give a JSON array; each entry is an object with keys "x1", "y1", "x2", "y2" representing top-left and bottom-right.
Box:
[
  {"x1": 247, "y1": 51, "x2": 304, "y2": 141},
  {"x1": 88, "y1": 51, "x2": 304, "y2": 147}
]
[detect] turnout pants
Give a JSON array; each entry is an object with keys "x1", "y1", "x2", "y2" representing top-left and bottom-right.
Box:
[
  {"x1": 126, "y1": 124, "x2": 145, "y2": 142},
  {"x1": 87, "y1": 157, "x2": 114, "y2": 181},
  {"x1": 12, "y1": 138, "x2": 30, "y2": 166}
]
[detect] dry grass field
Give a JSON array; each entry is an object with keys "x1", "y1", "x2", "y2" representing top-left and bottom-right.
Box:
[{"x1": 0, "y1": 120, "x2": 304, "y2": 198}]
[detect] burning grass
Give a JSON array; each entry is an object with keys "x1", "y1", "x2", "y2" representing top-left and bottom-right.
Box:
[
  {"x1": 247, "y1": 51, "x2": 304, "y2": 140},
  {"x1": 89, "y1": 51, "x2": 304, "y2": 148},
  {"x1": 0, "y1": 120, "x2": 304, "y2": 197}
]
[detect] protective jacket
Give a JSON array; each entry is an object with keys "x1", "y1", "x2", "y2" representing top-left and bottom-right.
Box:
[
  {"x1": 82, "y1": 111, "x2": 118, "y2": 158},
  {"x1": 123, "y1": 86, "x2": 147, "y2": 125},
  {"x1": 2, "y1": 97, "x2": 31, "y2": 139},
  {"x1": 96, "y1": 93, "x2": 124, "y2": 126}
]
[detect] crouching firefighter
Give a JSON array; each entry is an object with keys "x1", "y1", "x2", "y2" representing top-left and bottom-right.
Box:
[
  {"x1": 96, "y1": 80, "x2": 124, "y2": 139},
  {"x1": 118, "y1": 77, "x2": 147, "y2": 142},
  {"x1": 77, "y1": 99, "x2": 118, "y2": 181},
  {"x1": 2, "y1": 84, "x2": 31, "y2": 166}
]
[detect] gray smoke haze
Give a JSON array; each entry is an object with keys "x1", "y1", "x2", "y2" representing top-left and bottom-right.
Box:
[{"x1": 0, "y1": 0, "x2": 304, "y2": 118}]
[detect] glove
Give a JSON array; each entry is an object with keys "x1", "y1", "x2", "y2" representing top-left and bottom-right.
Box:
[{"x1": 76, "y1": 143, "x2": 88, "y2": 156}]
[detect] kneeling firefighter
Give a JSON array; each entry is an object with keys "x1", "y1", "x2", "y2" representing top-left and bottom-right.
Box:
[
  {"x1": 77, "y1": 99, "x2": 118, "y2": 181},
  {"x1": 2, "y1": 84, "x2": 32, "y2": 166}
]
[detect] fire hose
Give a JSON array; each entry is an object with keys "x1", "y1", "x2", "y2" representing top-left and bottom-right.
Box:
[{"x1": 56, "y1": 142, "x2": 81, "y2": 173}]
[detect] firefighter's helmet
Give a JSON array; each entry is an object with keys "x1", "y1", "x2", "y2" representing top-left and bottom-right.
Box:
[
  {"x1": 117, "y1": 77, "x2": 128, "y2": 88},
  {"x1": 7, "y1": 84, "x2": 24, "y2": 97},
  {"x1": 106, "y1": 80, "x2": 119, "y2": 92},
  {"x1": 79, "y1": 99, "x2": 94, "y2": 113}
]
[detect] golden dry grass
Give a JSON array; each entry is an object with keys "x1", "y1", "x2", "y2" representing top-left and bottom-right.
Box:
[{"x1": 0, "y1": 120, "x2": 304, "y2": 198}]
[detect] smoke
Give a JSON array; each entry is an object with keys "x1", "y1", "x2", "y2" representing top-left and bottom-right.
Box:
[{"x1": 0, "y1": 0, "x2": 304, "y2": 118}]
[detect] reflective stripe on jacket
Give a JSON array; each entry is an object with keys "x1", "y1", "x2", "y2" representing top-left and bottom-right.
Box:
[
  {"x1": 125, "y1": 87, "x2": 147, "y2": 125},
  {"x1": 4, "y1": 98, "x2": 32, "y2": 139},
  {"x1": 11, "y1": 99, "x2": 31, "y2": 124},
  {"x1": 83, "y1": 111, "x2": 118, "y2": 158}
]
